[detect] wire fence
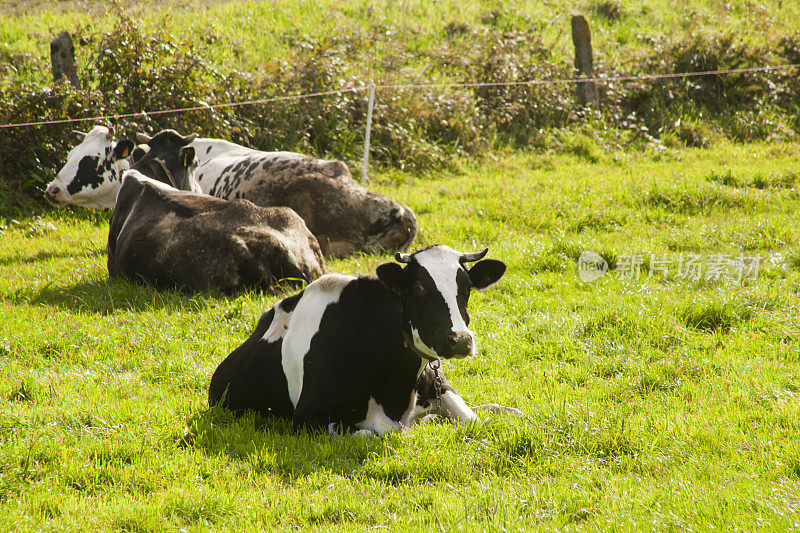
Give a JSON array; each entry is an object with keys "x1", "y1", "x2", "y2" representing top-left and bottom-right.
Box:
[
  {"x1": 0, "y1": 64, "x2": 797, "y2": 130},
  {"x1": 2, "y1": 62, "x2": 798, "y2": 183}
]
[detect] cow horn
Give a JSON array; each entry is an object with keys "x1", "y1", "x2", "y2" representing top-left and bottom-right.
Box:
[
  {"x1": 136, "y1": 132, "x2": 152, "y2": 144},
  {"x1": 106, "y1": 126, "x2": 115, "y2": 140},
  {"x1": 460, "y1": 248, "x2": 489, "y2": 263},
  {"x1": 71, "y1": 130, "x2": 86, "y2": 142},
  {"x1": 395, "y1": 252, "x2": 412, "y2": 263},
  {"x1": 183, "y1": 133, "x2": 198, "y2": 144}
]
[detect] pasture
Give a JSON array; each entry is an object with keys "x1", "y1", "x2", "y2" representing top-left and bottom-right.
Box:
[
  {"x1": 2, "y1": 0, "x2": 800, "y2": 530},
  {"x1": 2, "y1": 141, "x2": 800, "y2": 530}
]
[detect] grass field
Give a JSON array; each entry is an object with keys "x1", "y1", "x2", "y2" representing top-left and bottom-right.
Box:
[
  {"x1": 2, "y1": 0, "x2": 800, "y2": 529},
  {"x1": 2, "y1": 140, "x2": 800, "y2": 530},
  {"x1": 3, "y1": 0, "x2": 799, "y2": 87}
]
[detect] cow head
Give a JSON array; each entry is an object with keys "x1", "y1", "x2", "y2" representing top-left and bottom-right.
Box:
[
  {"x1": 132, "y1": 130, "x2": 200, "y2": 192},
  {"x1": 376, "y1": 245, "x2": 506, "y2": 359},
  {"x1": 320, "y1": 175, "x2": 418, "y2": 257},
  {"x1": 265, "y1": 160, "x2": 417, "y2": 257},
  {"x1": 46, "y1": 126, "x2": 135, "y2": 208}
]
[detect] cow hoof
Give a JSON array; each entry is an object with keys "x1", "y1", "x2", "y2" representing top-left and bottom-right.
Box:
[{"x1": 472, "y1": 403, "x2": 524, "y2": 416}]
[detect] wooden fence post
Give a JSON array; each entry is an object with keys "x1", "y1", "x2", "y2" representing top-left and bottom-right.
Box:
[
  {"x1": 50, "y1": 31, "x2": 80, "y2": 88},
  {"x1": 571, "y1": 14, "x2": 598, "y2": 107}
]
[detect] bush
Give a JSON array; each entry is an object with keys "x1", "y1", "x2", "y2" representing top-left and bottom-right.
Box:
[{"x1": 1, "y1": 14, "x2": 799, "y2": 213}]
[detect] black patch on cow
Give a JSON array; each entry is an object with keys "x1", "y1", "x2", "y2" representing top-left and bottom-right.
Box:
[
  {"x1": 206, "y1": 146, "x2": 212, "y2": 154},
  {"x1": 67, "y1": 155, "x2": 104, "y2": 195},
  {"x1": 208, "y1": 307, "x2": 294, "y2": 418},
  {"x1": 280, "y1": 290, "x2": 304, "y2": 313},
  {"x1": 261, "y1": 159, "x2": 273, "y2": 171},
  {"x1": 291, "y1": 276, "x2": 422, "y2": 431}
]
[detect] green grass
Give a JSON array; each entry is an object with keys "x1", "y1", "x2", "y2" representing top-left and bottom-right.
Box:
[
  {"x1": 2, "y1": 140, "x2": 800, "y2": 530},
  {"x1": 3, "y1": 0, "x2": 800, "y2": 88}
]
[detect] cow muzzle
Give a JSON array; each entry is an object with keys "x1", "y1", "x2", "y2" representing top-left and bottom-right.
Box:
[
  {"x1": 45, "y1": 183, "x2": 68, "y2": 204},
  {"x1": 446, "y1": 332, "x2": 474, "y2": 359}
]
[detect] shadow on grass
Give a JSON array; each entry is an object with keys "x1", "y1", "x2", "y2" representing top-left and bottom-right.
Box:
[
  {"x1": 8, "y1": 276, "x2": 231, "y2": 314},
  {"x1": 0, "y1": 248, "x2": 105, "y2": 267},
  {"x1": 179, "y1": 408, "x2": 383, "y2": 482}
]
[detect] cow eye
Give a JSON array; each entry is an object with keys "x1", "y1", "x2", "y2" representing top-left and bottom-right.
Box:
[{"x1": 414, "y1": 282, "x2": 426, "y2": 297}]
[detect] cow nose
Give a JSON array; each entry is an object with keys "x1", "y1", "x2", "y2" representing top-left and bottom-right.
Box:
[
  {"x1": 447, "y1": 332, "x2": 473, "y2": 357},
  {"x1": 46, "y1": 184, "x2": 61, "y2": 198}
]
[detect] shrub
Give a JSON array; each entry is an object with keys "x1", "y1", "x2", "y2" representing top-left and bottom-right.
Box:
[{"x1": 1, "y1": 14, "x2": 799, "y2": 213}]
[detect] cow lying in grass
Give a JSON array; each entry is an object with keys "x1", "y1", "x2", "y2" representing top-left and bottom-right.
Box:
[
  {"x1": 138, "y1": 131, "x2": 417, "y2": 258},
  {"x1": 47, "y1": 126, "x2": 417, "y2": 258},
  {"x1": 209, "y1": 246, "x2": 517, "y2": 435},
  {"x1": 107, "y1": 139, "x2": 326, "y2": 293}
]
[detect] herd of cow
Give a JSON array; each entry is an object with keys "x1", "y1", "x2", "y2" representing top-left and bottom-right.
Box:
[{"x1": 44, "y1": 126, "x2": 520, "y2": 435}]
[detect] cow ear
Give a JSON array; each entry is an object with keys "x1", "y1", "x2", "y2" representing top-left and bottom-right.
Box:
[
  {"x1": 376, "y1": 262, "x2": 406, "y2": 296},
  {"x1": 113, "y1": 140, "x2": 134, "y2": 160},
  {"x1": 131, "y1": 145, "x2": 149, "y2": 163},
  {"x1": 468, "y1": 259, "x2": 506, "y2": 290},
  {"x1": 180, "y1": 146, "x2": 196, "y2": 168},
  {"x1": 71, "y1": 130, "x2": 87, "y2": 142}
]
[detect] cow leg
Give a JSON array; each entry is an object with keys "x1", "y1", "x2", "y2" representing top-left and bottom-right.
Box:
[
  {"x1": 355, "y1": 398, "x2": 402, "y2": 435},
  {"x1": 434, "y1": 390, "x2": 478, "y2": 423},
  {"x1": 472, "y1": 403, "x2": 524, "y2": 416},
  {"x1": 413, "y1": 364, "x2": 477, "y2": 425}
]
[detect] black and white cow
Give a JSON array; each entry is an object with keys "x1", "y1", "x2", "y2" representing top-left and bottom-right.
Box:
[
  {"x1": 208, "y1": 245, "x2": 509, "y2": 434},
  {"x1": 46, "y1": 126, "x2": 204, "y2": 208},
  {"x1": 46, "y1": 126, "x2": 136, "y2": 208},
  {"x1": 138, "y1": 132, "x2": 417, "y2": 258}
]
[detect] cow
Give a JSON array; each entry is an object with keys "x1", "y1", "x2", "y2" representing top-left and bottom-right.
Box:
[
  {"x1": 48, "y1": 127, "x2": 417, "y2": 258},
  {"x1": 137, "y1": 132, "x2": 418, "y2": 258},
  {"x1": 208, "y1": 245, "x2": 509, "y2": 435},
  {"x1": 45, "y1": 126, "x2": 205, "y2": 209},
  {"x1": 46, "y1": 126, "x2": 136, "y2": 208},
  {"x1": 108, "y1": 163, "x2": 326, "y2": 293}
]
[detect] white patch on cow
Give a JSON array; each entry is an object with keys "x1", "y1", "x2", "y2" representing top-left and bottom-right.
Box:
[
  {"x1": 261, "y1": 301, "x2": 293, "y2": 343},
  {"x1": 281, "y1": 273, "x2": 355, "y2": 407},
  {"x1": 436, "y1": 390, "x2": 478, "y2": 423},
  {"x1": 189, "y1": 138, "x2": 314, "y2": 197},
  {"x1": 48, "y1": 126, "x2": 131, "y2": 209},
  {"x1": 414, "y1": 246, "x2": 475, "y2": 354},
  {"x1": 356, "y1": 398, "x2": 402, "y2": 435}
]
